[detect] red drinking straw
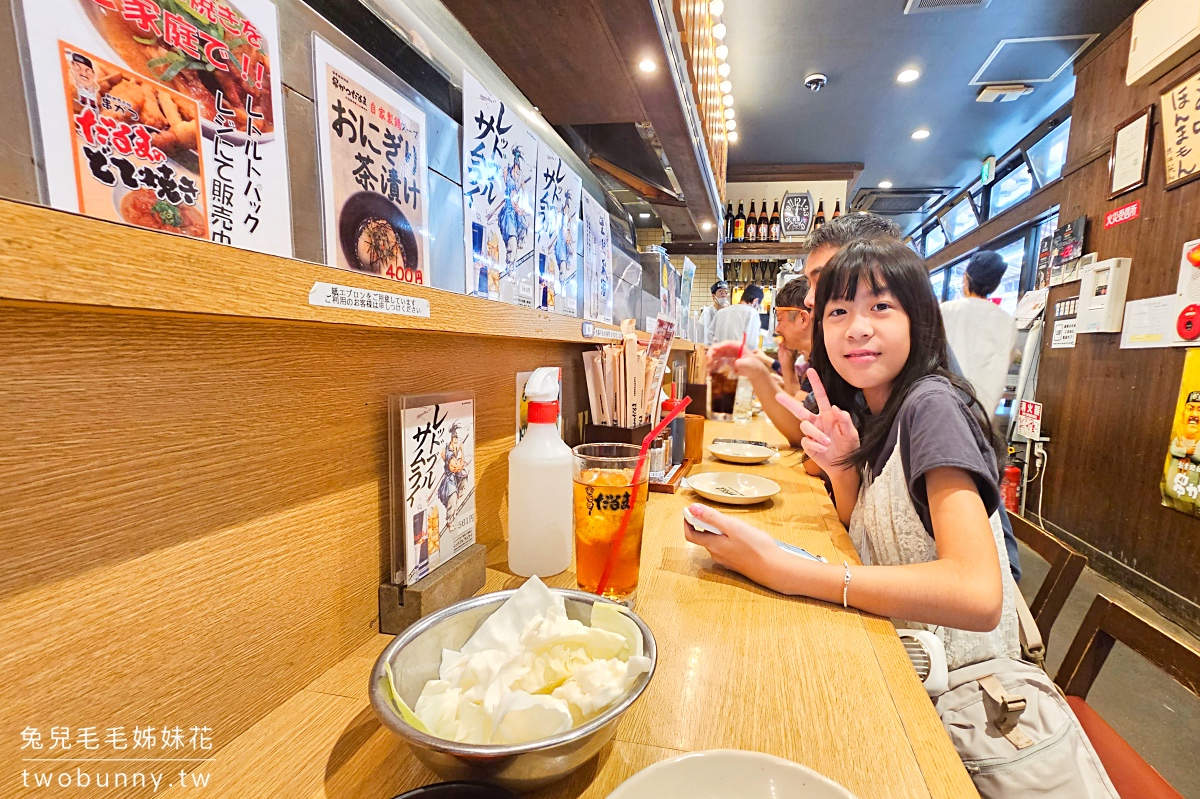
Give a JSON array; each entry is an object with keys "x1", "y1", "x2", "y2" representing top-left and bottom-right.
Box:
[
  {"x1": 594, "y1": 395, "x2": 691, "y2": 597},
  {"x1": 737, "y1": 331, "x2": 747, "y2": 359}
]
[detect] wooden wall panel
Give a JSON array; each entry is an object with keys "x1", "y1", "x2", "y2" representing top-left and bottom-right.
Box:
[
  {"x1": 1035, "y1": 22, "x2": 1200, "y2": 630},
  {"x1": 0, "y1": 305, "x2": 594, "y2": 794}
]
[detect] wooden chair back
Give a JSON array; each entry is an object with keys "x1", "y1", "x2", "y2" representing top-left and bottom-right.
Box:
[
  {"x1": 1010, "y1": 513, "x2": 1087, "y2": 650},
  {"x1": 1056, "y1": 594, "x2": 1200, "y2": 700}
]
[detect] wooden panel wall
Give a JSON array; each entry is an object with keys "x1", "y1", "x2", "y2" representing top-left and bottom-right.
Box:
[
  {"x1": 674, "y1": 0, "x2": 728, "y2": 199},
  {"x1": 1035, "y1": 21, "x2": 1200, "y2": 630},
  {"x1": 0, "y1": 304, "x2": 597, "y2": 794}
]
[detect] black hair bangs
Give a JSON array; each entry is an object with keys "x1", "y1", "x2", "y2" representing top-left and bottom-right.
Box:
[{"x1": 822, "y1": 257, "x2": 891, "y2": 305}]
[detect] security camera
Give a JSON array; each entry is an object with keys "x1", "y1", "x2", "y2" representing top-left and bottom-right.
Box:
[{"x1": 804, "y1": 73, "x2": 828, "y2": 92}]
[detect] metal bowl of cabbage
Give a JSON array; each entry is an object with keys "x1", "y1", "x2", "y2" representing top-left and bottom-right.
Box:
[{"x1": 369, "y1": 587, "x2": 656, "y2": 792}]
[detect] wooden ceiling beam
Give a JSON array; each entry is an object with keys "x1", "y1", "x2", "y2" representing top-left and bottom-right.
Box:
[{"x1": 727, "y1": 162, "x2": 865, "y2": 184}]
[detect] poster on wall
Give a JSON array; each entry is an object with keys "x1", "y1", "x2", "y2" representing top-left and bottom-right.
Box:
[
  {"x1": 581, "y1": 191, "x2": 613, "y2": 324},
  {"x1": 390, "y1": 393, "x2": 476, "y2": 586},
  {"x1": 18, "y1": 0, "x2": 292, "y2": 256},
  {"x1": 679, "y1": 256, "x2": 696, "y2": 325},
  {"x1": 461, "y1": 72, "x2": 539, "y2": 305},
  {"x1": 534, "y1": 148, "x2": 582, "y2": 315},
  {"x1": 1161, "y1": 349, "x2": 1200, "y2": 515},
  {"x1": 314, "y1": 37, "x2": 428, "y2": 286},
  {"x1": 1160, "y1": 71, "x2": 1200, "y2": 191}
]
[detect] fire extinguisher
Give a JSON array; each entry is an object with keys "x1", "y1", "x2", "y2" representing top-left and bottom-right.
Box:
[{"x1": 1002, "y1": 464, "x2": 1022, "y2": 512}]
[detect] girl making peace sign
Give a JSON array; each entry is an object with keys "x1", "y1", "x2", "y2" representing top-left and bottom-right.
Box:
[{"x1": 684, "y1": 238, "x2": 1018, "y2": 661}]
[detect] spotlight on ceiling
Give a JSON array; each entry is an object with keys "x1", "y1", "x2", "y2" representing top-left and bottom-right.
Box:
[
  {"x1": 726, "y1": 119, "x2": 737, "y2": 130},
  {"x1": 724, "y1": 107, "x2": 735, "y2": 119},
  {"x1": 728, "y1": 131, "x2": 739, "y2": 143},
  {"x1": 722, "y1": 94, "x2": 734, "y2": 107},
  {"x1": 638, "y1": 58, "x2": 656, "y2": 73},
  {"x1": 639, "y1": 212, "x2": 651, "y2": 219},
  {"x1": 717, "y1": 62, "x2": 730, "y2": 78},
  {"x1": 715, "y1": 44, "x2": 728, "y2": 60},
  {"x1": 897, "y1": 68, "x2": 920, "y2": 83},
  {"x1": 709, "y1": 0, "x2": 724, "y2": 15},
  {"x1": 701, "y1": 220, "x2": 714, "y2": 231},
  {"x1": 712, "y1": 22, "x2": 726, "y2": 40},
  {"x1": 719, "y1": 79, "x2": 732, "y2": 94},
  {"x1": 878, "y1": 181, "x2": 893, "y2": 189},
  {"x1": 911, "y1": 128, "x2": 930, "y2": 140}
]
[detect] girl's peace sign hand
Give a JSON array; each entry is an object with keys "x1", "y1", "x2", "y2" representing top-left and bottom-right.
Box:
[{"x1": 775, "y1": 369, "x2": 859, "y2": 475}]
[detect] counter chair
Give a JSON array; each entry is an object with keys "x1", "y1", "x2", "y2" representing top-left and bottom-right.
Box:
[
  {"x1": 1055, "y1": 594, "x2": 1200, "y2": 799},
  {"x1": 1011, "y1": 513, "x2": 1087, "y2": 651}
]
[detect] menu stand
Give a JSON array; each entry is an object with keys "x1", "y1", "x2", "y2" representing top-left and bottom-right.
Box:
[{"x1": 378, "y1": 543, "x2": 486, "y2": 634}]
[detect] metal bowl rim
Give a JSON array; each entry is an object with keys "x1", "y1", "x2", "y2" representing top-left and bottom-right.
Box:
[{"x1": 369, "y1": 587, "x2": 657, "y2": 757}]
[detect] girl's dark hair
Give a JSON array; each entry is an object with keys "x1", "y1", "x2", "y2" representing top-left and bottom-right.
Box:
[{"x1": 810, "y1": 238, "x2": 1003, "y2": 475}]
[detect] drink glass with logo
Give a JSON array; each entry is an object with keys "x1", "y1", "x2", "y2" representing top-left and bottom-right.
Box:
[{"x1": 572, "y1": 443, "x2": 649, "y2": 606}]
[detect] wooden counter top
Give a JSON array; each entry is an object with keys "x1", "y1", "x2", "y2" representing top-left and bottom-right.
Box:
[{"x1": 156, "y1": 418, "x2": 977, "y2": 799}]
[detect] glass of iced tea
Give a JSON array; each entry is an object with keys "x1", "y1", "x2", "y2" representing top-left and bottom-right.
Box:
[
  {"x1": 709, "y1": 363, "x2": 738, "y2": 421},
  {"x1": 572, "y1": 443, "x2": 650, "y2": 606}
]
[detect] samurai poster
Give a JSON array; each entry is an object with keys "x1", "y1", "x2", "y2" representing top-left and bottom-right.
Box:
[
  {"x1": 19, "y1": 0, "x2": 292, "y2": 256},
  {"x1": 581, "y1": 190, "x2": 613, "y2": 324},
  {"x1": 314, "y1": 37, "x2": 428, "y2": 286},
  {"x1": 534, "y1": 147, "x2": 582, "y2": 315},
  {"x1": 1161, "y1": 348, "x2": 1200, "y2": 515},
  {"x1": 461, "y1": 71, "x2": 538, "y2": 306},
  {"x1": 396, "y1": 395, "x2": 475, "y2": 585}
]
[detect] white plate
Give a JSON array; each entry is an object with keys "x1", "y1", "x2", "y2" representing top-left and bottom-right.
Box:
[
  {"x1": 684, "y1": 472, "x2": 780, "y2": 505},
  {"x1": 708, "y1": 442, "x2": 775, "y2": 464},
  {"x1": 607, "y1": 749, "x2": 858, "y2": 799}
]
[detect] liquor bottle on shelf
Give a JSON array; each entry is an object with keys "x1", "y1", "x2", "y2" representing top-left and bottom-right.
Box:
[
  {"x1": 746, "y1": 201, "x2": 758, "y2": 242},
  {"x1": 733, "y1": 201, "x2": 746, "y2": 242},
  {"x1": 757, "y1": 199, "x2": 769, "y2": 241},
  {"x1": 724, "y1": 202, "x2": 733, "y2": 240},
  {"x1": 814, "y1": 200, "x2": 826, "y2": 230},
  {"x1": 769, "y1": 200, "x2": 781, "y2": 242},
  {"x1": 833, "y1": 199, "x2": 842, "y2": 219}
]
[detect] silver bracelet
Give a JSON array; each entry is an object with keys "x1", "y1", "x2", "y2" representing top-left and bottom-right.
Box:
[{"x1": 842, "y1": 561, "x2": 852, "y2": 608}]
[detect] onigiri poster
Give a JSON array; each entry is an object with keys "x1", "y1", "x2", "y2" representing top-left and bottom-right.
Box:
[
  {"x1": 314, "y1": 37, "x2": 428, "y2": 286},
  {"x1": 534, "y1": 148, "x2": 582, "y2": 315},
  {"x1": 461, "y1": 71, "x2": 539, "y2": 306},
  {"x1": 18, "y1": 0, "x2": 292, "y2": 256},
  {"x1": 1161, "y1": 348, "x2": 1200, "y2": 515}
]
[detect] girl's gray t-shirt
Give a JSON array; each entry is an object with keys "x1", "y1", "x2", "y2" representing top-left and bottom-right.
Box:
[{"x1": 868, "y1": 375, "x2": 1001, "y2": 536}]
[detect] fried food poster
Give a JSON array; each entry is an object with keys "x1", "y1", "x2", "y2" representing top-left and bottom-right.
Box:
[
  {"x1": 1162, "y1": 348, "x2": 1200, "y2": 515},
  {"x1": 19, "y1": 0, "x2": 292, "y2": 256},
  {"x1": 313, "y1": 37, "x2": 428, "y2": 286}
]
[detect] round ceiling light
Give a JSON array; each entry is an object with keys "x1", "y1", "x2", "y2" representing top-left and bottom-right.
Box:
[
  {"x1": 878, "y1": 181, "x2": 893, "y2": 189},
  {"x1": 728, "y1": 131, "x2": 739, "y2": 143},
  {"x1": 712, "y1": 22, "x2": 726, "y2": 40},
  {"x1": 639, "y1": 58, "x2": 656, "y2": 73},
  {"x1": 717, "y1": 62, "x2": 731, "y2": 78},
  {"x1": 715, "y1": 44, "x2": 728, "y2": 60},
  {"x1": 719, "y1": 79, "x2": 732, "y2": 94},
  {"x1": 701, "y1": 220, "x2": 714, "y2": 231},
  {"x1": 726, "y1": 119, "x2": 737, "y2": 130},
  {"x1": 724, "y1": 107, "x2": 735, "y2": 119},
  {"x1": 722, "y1": 94, "x2": 734, "y2": 107},
  {"x1": 911, "y1": 128, "x2": 930, "y2": 140},
  {"x1": 897, "y1": 68, "x2": 920, "y2": 83},
  {"x1": 639, "y1": 212, "x2": 651, "y2": 219},
  {"x1": 709, "y1": 0, "x2": 724, "y2": 15}
]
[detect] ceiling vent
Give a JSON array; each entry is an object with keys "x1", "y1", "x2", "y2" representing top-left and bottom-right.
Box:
[
  {"x1": 976, "y1": 83, "x2": 1034, "y2": 102},
  {"x1": 904, "y1": 0, "x2": 991, "y2": 13},
  {"x1": 971, "y1": 35, "x2": 1098, "y2": 85},
  {"x1": 851, "y1": 187, "x2": 955, "y2": 216}
]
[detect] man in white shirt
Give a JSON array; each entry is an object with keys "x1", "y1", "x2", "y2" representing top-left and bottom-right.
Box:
[
  {"x1": 697, "y1": 281, "x2": 730, "y2": 345},
  {"x1": 711, "y1": 283, "x2": 763, "y2": 349},
  {"x1": 940, "y1": 250, "x2": 1018, "y2": 420}
]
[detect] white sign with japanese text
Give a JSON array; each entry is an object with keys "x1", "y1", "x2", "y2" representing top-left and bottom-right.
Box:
[
  {"x1": 308, "y1": 282, "x2": 430, "y2": 317},
  {"x1": 313, "y1": 37, "x2": 429, "y2": 287},
  {"x1": 18, "y1": 0, "x2": 292, "y2": 256},
  {"x1": 581, "y1": 190, "x2": 613, "y2": 324},
  {"x1": 1017, "y1": 400, "x2": 1043, "y2": 440},
  {"x1": 461, "y1": 71, "x2": 539, "y2": 306}
]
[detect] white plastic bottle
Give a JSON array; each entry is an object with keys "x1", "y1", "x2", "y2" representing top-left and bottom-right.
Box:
[{"x1": 508, "y1": 367, "x2": 574, "y2": 576}]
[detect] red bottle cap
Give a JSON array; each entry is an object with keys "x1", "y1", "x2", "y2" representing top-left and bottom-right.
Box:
[{"x1": 528, "y1": 400, "x2": 559, "y2": 424}]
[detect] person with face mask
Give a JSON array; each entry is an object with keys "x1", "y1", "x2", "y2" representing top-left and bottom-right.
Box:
[{"x1": 698, "y1": 281, "x2": 730, "y2": 345}]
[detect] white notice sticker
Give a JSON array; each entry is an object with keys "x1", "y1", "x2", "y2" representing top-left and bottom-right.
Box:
[{"x1": 309, "y1": 282, "x2": 430, "y2": 318}]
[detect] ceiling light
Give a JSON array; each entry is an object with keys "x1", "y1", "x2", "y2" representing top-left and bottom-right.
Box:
[
  {"x1": 726, "y1": 119, "x2": 737, "y2": 130},
  {"x1": 712, "y1": 22, "x2": 726, "y2": 40},
  {"x1": 911, "y1": 128, "x2": 930, "y2": 140},
  {"x1": 709, "y1": 0, "x2": 724, "y2": 15},
  {"x1": 878, "y1": 180, "x2": 893, "y2": 189},
  {"x1": 722, "y1": 94, "x2": 734, "y2": 107},
  {"x1": 717, "y1": 62, "x2": 731, "y2": 78},
  {"x1": 897, "y1": 68, "x2": 920, "y2": 83},
  {"x1": 724, "y1": 107, "x2": 735, "y2": 119},
  {"x1": 639, "y1": 212, "x2": 651, "y2": 219},
  {"x1": 715, "y1": 44, "x2": 728, "y2": 60},
  {"x1": 639, "y1": 58, "x2": 656, "y2": 73},
  {"x1": 701, "y1": 220, "x2": 714, "y2": 231},
  {"x1": 728, "y1": 131, "x2": 739, "y2": 143},
  {"x1": 719, "y1": 79, "x2": 732, "y2": 94}
]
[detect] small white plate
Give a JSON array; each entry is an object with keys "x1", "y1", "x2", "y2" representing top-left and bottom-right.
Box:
[
  {"x1": 684, "y1": 472, "x2": 780, "y2": 505},
  {"x1": 708, "y1": 442, "x2": 775, "y2": 464},
  {"x1": 607, "y1": 749, "x2": 858, "y2": 799}
]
